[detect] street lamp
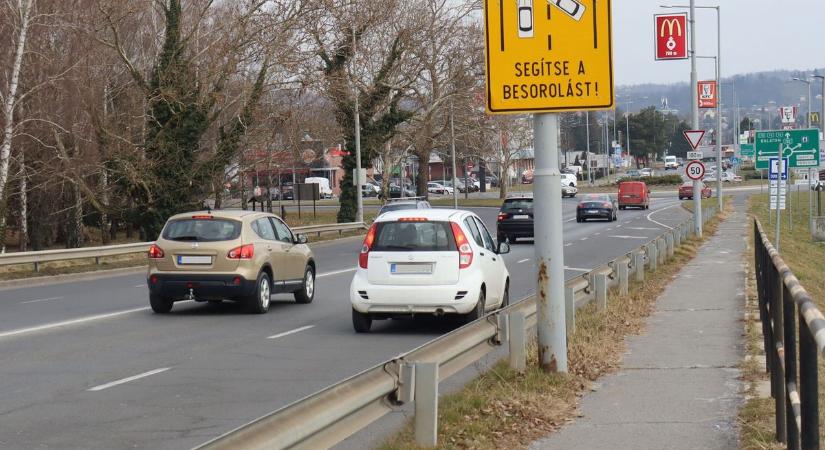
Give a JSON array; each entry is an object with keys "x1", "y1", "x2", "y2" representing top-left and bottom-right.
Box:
[
  {"x1": 625, "y1": 99, "x2": 633, "y2": 163},
  {"x1": 792, "y1": 77, "x2": 815, "y2": 237},
  {"x1": 811, "y1": 75, "x2": 825, "y2": 135}
]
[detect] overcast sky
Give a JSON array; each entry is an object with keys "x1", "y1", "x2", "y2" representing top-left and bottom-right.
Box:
[{"x1": 612, "y1": 0, "x2": 825, "y2": 86}]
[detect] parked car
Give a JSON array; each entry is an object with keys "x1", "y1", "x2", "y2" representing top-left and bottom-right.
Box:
[
  {"x1": 704, "y1": 171, "x2": 741, "y2": 183},
  {"x1": 427, "y1": 182, "x2": 451, "y2": 195},
  {"x1": 678, "y1": 181, "x2": 712, "y2": 200},
  {"x1": 350, "y1": 209, "x2": 511, "y2": 332},
  {"x1": 562, "y1": 179, "x2": 578, "y2": 197},
  {"x1": 281, "y1": 182, "x2": 294, "y2": 200},
  {"x1": 377, "y1": 198, "x2": 431, "y2": 217},
  {"x1": 521, "y1": 169, "x2": 534, "y2": 184},
  {"x1": 497, "y1": 194, "x2": 534, "y2": 243},
  {"x1": 362, "y1": 184, "x2": 379, "y2": 197},
  {"x1": 577, "y1": 194, "x2": 618, "y2": 222},
  {"x1": 304, "y1": 177, "x2": 333, "y2": 199},
  {"x1": 560, "y1": 173, "x2": 578, "y2": 187},
  {"x1": 386, "y1": 184, "x2": 417, "y2": 199},
  {"x1": 616, "y1": 170, "x2": 641, "y2": 181},
  {"x1": 639, "y1": 168, "x2": 654, "y2": 177},
  {"x1": 618, "y1": 181, "x2": 650, "y2": 210},
  {"x1": 147, "y1": 210, "x2": 315, "y2": 314}
]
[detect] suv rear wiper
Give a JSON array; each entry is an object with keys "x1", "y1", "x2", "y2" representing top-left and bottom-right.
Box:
[{"x1": 171, "y1": 235, "x2": 200, "y2": 241}]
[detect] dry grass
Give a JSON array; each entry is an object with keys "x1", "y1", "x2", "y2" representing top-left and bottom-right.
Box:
[
  {"x1": 378, "y1": 206, "x2": 729, "y2": 450},
  {"x1": 738, "y1": 191, "x2": 825, "y2": 448}
]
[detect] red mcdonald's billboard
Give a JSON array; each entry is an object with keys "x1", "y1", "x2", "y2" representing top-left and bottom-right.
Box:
[{"x1": 654, "y1": 13, "x2": 688, "y2": 60}]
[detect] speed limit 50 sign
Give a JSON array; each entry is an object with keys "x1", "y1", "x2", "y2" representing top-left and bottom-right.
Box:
[{"x1": 685, "y1": 160, "x2": 705, "y2": 181}]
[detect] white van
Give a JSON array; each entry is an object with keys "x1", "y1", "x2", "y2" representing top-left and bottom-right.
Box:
[
  {"x1": 304, "y1": 177, "x2": 333, "y2": 199},
  {"x1": 664, "y1": 155, "x2": 678, "y2": 170}
]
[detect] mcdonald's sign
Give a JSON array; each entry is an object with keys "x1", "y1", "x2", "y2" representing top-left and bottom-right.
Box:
[{"x1": 654, "y1": 13, "x2": 688, "y2": 60}]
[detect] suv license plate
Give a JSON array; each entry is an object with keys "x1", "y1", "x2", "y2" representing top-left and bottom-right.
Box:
[
  {"x1": 178, "y1": 255, "x2": 212, "y2": 265},
  {"x1": 512, "y1": 214, "x2": 529, "y2": 219},
  {"x1": 391, "y1": 263, "x2": 433, "y2": 274}
]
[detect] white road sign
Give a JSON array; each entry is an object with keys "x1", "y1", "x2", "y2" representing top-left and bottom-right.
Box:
[
  {"x1": 685, "y1": 160, "x2": 705, "y2": 180},
  {"x1": 687, "y1": 151, "x2": 703, "y2": 160}
]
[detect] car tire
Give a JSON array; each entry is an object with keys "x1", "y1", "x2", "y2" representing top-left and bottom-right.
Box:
[
  {"x1": 352, "y1": 308, "x2": 372, "y2": 333},
  {"x1": 464, "y1": 288, "x2": 486, "y2": 324},
  {"x1": 247, "y1": 271, "x2": 272, "y2": 314},
  {"x1": 149, "y1": 293, "x2": 173, "y2": 314},
  {"x1": 294, "y1": 265, "x2": 315, "y2": 304}
]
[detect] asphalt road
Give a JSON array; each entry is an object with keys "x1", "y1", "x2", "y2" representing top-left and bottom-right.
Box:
[{"x1": 0, "y1": 197, "x2": 693, "y2": 449}]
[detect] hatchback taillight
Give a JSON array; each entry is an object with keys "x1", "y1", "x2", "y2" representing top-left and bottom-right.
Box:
[
  {"x1": 497, "y1": 213, "x2": 508, "y2": 221},
  {"x1": 148, "y1": 244, "x2": 164, "y2": 259},
  {"x1": 450, "y1": 222, "x2": 473, "y2": 269},
  {"x1": 359, "y1": 223, "x2": 378, "y2": 269},
  {"x1": 227, "y1": 244, "x2": 254, "y2": 259}
]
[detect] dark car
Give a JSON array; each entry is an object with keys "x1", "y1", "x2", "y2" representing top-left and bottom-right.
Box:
[
  {"x1": 386, "y1": 184, "x2": 417, "y2": 199},
  {"x1": 377, "y1": 198, "x2": 431, "y2": 217},
  {"x1": 577, "y1": 194, "x2": 618, "y2": 222},
  {"x1": 497, "y1": 195, "x2": 534, "y2": 243}
]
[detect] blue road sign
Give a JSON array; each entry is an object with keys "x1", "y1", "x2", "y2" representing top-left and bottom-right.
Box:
[{"x1": 768, "y1": 157, "x2": 788, "y2": 181}]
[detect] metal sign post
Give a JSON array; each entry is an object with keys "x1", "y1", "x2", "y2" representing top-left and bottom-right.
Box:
[{"x1": 683, "y1": 130, "x2": 706, "y2": 236}]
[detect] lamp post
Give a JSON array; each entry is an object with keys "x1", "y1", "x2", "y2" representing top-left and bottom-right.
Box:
[
  {"x1": 792, "y1": 77, "x2": 814, "y2": 236},
  {"x1": 625, "y1": 99, "x2": 633, "y2": 163},
  {"x1": 698, "y1": 55, "x2": 722, "y2": 211}
]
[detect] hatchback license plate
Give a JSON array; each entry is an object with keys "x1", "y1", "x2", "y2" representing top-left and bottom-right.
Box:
[
  {"x1": 178, "y1": 255, "x2": 212, "y2": 265},
  {"x1": 391, "y1": 263, "x2": 433, "y2": 274},
  {"x1": 587, "y1": 209, "x2": 599, "y2": 214},
  {"x1": 512, "y1": 214, "x2": 529, "y2": 219}
]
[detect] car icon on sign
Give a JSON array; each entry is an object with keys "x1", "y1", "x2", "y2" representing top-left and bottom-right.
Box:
[{"x1": 518, "y1": 0, "x2": 534, "y2": 38}]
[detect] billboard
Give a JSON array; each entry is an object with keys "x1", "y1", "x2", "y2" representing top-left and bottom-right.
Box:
[
  {"x1": 654, "y1": 13, "x2": 688, "y2": 60},
  {"x1": 698, "y1": 80, "x2": 717, "y2": 108}
]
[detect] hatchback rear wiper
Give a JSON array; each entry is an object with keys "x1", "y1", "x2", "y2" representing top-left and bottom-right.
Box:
[{"x1": 171, "y1": 236, "x2": 200, "y2": 241}]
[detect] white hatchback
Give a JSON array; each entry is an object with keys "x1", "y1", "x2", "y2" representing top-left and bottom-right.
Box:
[{"x1": 349, "y1": 209, "x2": 511, "y2": 332}]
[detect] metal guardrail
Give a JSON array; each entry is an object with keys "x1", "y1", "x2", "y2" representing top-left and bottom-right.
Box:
[
  {"x1": 196, "y1": 207, "x2": 719, "y2": 450},
  {"x1": 0, "y1": 222, "x2": 368, "y2": 272},
  {"x1": 753, "y1": 219, "x2": 823, "y2": 449}
]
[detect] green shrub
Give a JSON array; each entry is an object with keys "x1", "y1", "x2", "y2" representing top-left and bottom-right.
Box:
[{"x1": 615, "y1": 174, "x2": 683, "y2": 186}]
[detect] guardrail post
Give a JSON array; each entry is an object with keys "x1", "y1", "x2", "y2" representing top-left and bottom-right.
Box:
[
  {"x1": 95, "y1": 256, "x2": 101, "y2": 266},
  {"x1": 508, "y1": 312, "x2": 526, "y2": 373},
  {"x1": 798, "y1": 308, "x2": 820, "y2": 449},
  {"x1": 617, "y1": 258, "x2": 629, "y2": 296},
  {"x1": 657, "y1": 238, "x2": 667, "y2": 263},
  {"x1": 414, "y1": 362, "x2": 439, "y2": 448},
  {"x1": 782, "y1": 284, "x2": 799, "y2": 449},
  {"x1": 564, "y1": 285, "x2": 576, "y2": 334},
  {"x1": 666, "y1": 232, "x2": 674, "y2": 258},
  {"x1": 33, "y1": 261, "x2": 40, "y2": 272},
  {"x1": 772, "y1": 265, "x2": 787, "y2": 444},
  {"x1": 634, "y1": 251, "x2": 645, "y2": 282},
  {"x1": 647, "y1": 243, "x2": 657, "y2": 272},
  {"x1": 595, "y1": 272, "x2": 608, "y2": 310}
]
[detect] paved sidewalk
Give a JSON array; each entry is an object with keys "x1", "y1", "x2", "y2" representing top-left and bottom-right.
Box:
[{"x1": 531, "y1": 204, "x2": 747, "y2": 450}]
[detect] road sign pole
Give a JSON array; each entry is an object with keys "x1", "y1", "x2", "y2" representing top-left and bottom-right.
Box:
[
  {"x1": 715, "y1": 7, "x2": 723, "y2": 212},
  {"x1": 809, "y1": 168, "x2": 813, "y2": 237},
  {"x1": 533, "y1": 112, "x2": 567, "y2": 374},
  {"x1": 776, "y1": 178, "x2": 782, "y2": 252}
]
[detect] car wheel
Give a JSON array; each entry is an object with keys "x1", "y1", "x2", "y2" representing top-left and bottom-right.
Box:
[
  {"x1": 294, "y1": 265, "x2": 315, "y2": 304},
  {"x1": 247, "y1": 271, "x2": 272, "y2": 314},
  {"x1": 464, "y1": 288, "x2": 486, "y2": 324},
  {"x1": 149, "y1": 293, "x2": 173, "y2": 314},
  {"x1": 352, "y1": 308, "x2": 372, "y2": 333}
]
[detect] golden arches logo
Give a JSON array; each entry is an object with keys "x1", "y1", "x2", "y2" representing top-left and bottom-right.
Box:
[{"x1": 659, "y1": 18, "x2": 683, "y2": 38}]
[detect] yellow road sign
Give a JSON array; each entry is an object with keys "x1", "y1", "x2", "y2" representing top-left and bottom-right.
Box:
[{"x1": 484, "y1": 0, "x2": 614, "y2": 114}]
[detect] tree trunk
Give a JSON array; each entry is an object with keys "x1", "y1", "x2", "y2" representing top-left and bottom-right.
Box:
[
  {"x1": 72, "y1": 183, "x2": 83, "y2": 248},
  {"x1": 18, "y1": 151, "x2": 28, "y2": 252},
  {"x1": 0, "y1": 0, "x2": 35, "y2": 253},
  {"x1": 100, "y1": 168, "x2": 109, "y2": 245}
]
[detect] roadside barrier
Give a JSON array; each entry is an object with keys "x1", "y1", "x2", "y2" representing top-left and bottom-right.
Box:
[
  {"x1": 196, "y1": 207, "x2": 719, "y2": 450},
  {"x1": 0, "y1": 223, "x2": 368, "y2": 272},
  {"x1": 754, "y1": 219, "x2": 823, "y2": 449}
]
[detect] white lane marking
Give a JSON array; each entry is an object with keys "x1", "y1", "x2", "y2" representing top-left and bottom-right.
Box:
[
  {"x1": 565, "y1": 218, "x2": 576, "y2": 223},
  {"x1": 517, "y1": 258, "x2": 530, "y2": 264},
  {"x1": 594, "y1": 232, "x2": 601, "y2": 236},
  {"x1": 580, "y1": 237, "x2": 588, "y2": 241},
  {"x1": 317, "y1": 268, "x2": 357, "y2": 278},
  {"x1": 565, "y1": 266, "x2": 590, "y2": 272},
  {"x1": 20, "y1": 296, "x2": 64, "y2": 305},
  {"x1": 565, "y1": 243, "x2": 573, "y2": 247},
  {"x1": 616, "y1": 225, "x2": 623, "y2": 228},
  {"x1": 133, "y1": 284, "x2": 145, "y2": 288},
  {"x1": 267, "y1": 325, "x2": 315, "y2": 340},
  {"x1": 646, "y1": 203, "x2": 680, "y2": 230},
  {"x1": 0, "y1": 307, "x2": 150, "y2": 340},
  {"x1": 88, "y1": 367, "x2": 171, "y2": 392},
  {"x1": 609, "y1": 235, "x2": 649, "y2": 239},
  {"x1": 627, "y1": 227, "x2": 660, "y2": 231}
]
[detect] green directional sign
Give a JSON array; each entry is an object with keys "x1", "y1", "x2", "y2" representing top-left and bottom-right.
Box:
[
  {"x1": 740, "y1": 144, "x2": 755, "y2": 159},
  {"x1": 755, "y1": 129, "x2": 820, "y2": 170}
]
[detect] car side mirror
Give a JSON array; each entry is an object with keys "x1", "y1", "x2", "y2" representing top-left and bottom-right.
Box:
[
  {"x1": 497, "y1": 242, "x2": 510, "y2": 255},
  {"x1": 296, "y1": 234, "x2": 308, "y2": 244}
]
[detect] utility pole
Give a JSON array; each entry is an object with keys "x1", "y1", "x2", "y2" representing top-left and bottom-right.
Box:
[
  {"x1": 794, "y1": 76, "x2": 814, "y2": 236},
  {"x1": 689, "y1": 0, "x2": 703, "y2": 236},
  {"x1": 534, "y1": 113, "x2": 567, "y2": 373},
  {"x1": 586, "y1": 113, "x2": 592, "y2": 184},
  {"x1": 450, "y1": 101, "x2": 458, "y2": 209},
  {"x1": 714, "y1": 7, "x2": 723, "y2": 212},
  {"x1": 352, "y1": 27, "x2": 364, "y2": 223}
]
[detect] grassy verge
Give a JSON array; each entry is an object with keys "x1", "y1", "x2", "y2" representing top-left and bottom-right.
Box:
[
  {"x1": 739, "y1": 190, "x2": 825, "y2": 448},
  {"x1": 378, "y1": 205, "x2": 729, "y2": 450}
]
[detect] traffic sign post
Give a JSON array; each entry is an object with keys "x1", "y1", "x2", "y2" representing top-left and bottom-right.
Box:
[
  {"x1": 682, "y1": 129, "x2": 706, "y2": 236},
  {"x1": 769, "y1": 158, "x2": 788, "y2": 251},
  {"x1": 483, "y1": 0, "x2": 614, "y2": 374},
  {"x1": 683, "y1": 130, "x2": 706, "y2": 150},
  {"x1": 483, "y1": 0, "x2": 614, "y2": 114},
  {"x1": 755, "y1": 129, "x2": 821, "y2": 170}
]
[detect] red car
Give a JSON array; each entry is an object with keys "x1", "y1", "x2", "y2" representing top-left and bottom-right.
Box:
[{"x1": 678, "y1": 181, "x2": 712, "y2": 200}]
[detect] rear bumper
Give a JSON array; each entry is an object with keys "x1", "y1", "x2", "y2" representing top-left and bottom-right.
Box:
[
  {"x1": 349, "y1": 270, "x2": 481, "y2": 315},
  {"x1": 148, "y1": 273, "x2": 257, "y2": 301},
  {"x1": 578, "y1": 208, "x2": 613, "y2": 219},
  {"x1": 497, "y1": 221, "x2": 534, "y2": 237}
]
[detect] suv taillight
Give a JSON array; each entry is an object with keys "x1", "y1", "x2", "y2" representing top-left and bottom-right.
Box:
[
  {"x1": 148, "y1": 244, "x2": 164, "y2": 259},
  {"x1": 227, "y1": 244, "x2": 254, "y2": 259},
  {"x1": 359, "y1": 223, "x2": 378, "y2": 269},
  {"x1": 497, "y1": 213, "x2": 508, "y2": 221},
  {"x1": 450, "y1": 222, "x2": 473, "y2": 269}
]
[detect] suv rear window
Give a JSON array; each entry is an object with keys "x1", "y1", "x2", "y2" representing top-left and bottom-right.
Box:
[
  {"x1": 502, "y1": 199, "x2": 533, "y2": 211},
  {"x1": 372, "y1": 221, "x2": 456, "y2": 252},
  {"x1": 162, "y1": 218, "x2": 241, "y2": 242}
]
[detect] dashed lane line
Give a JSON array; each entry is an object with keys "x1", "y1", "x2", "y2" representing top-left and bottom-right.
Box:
[
  {"x1": 517, "y1": 259, "x2": 530, "y2": 264},
  {"x1": 317, "y1": 268, "x2": 357, "y2": 278},
  {"x1": 0, "y1": 307, "x2": 151, "y2": 340},
  {"x1": 87, "y1": 367, "x2": 171, "y2": 392},
  {"x1": 20, "y1": 296, "x2": 64, "y2": 304},
  {"x1": 267, "y1": 325, "x2": 315, "y2": 340}
]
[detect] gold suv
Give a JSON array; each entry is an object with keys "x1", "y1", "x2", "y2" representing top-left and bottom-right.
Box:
[{"x1": 147, "y1": 210, "x2": 315, "y2": 314}]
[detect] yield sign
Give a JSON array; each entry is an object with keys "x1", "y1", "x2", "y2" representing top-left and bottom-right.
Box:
[{"x1": 683, "y1": 130, "x2": 706, "y2": 150}]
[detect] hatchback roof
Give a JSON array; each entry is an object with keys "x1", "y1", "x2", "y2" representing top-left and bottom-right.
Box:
[
  {"x1": 375, "y1": 208, "x2": 466, "y2": 223},
  {"x1": 167, "y1": 209, "x2": 266, "y2": 221}
]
